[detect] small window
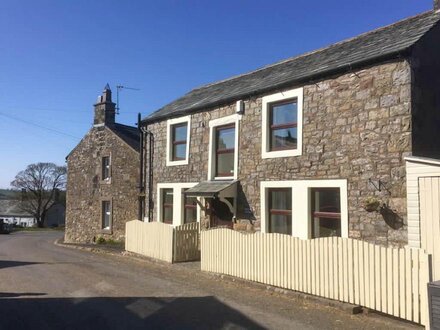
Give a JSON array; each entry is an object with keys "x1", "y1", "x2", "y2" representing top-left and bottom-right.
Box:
[
  {"x1": 311, "y1": 188, "x2": 341, "y2": 238},
  {"x1": 183, "y1": 190, "x2": 197, "y2": 224},
  {"x1": 162, "y1": 189, "x2": 173, "y2": 224},
  {"x1": 102, "y1": 156, "x2": 110, "y2": 180},
  {"x1": 269, "y1": 100, "x2": 297, "y2": 151},
  {"x1": 268, "y1": 188, "x2": 292, "y2": 235},
  {"x1": 102, "y1": 201, "x2": 111, "y2": 230},
  {"x1": 215, "y1": 124, "x2": 235, "y2": 177},
  {"x1": 171, "y1": 123, "x2": 188, "y2": 161}
]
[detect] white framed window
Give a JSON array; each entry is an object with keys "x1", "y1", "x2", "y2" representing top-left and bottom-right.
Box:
[
  {"x1": 101, "y1": 156, "x2": 111, "y2": 182},
  {"x1": 261, "y1": 87, "x2": 303, "y2": 159},
  {"x1": 101, "y1": 200, "x2": 112, "y2": 231},
  {"x1": 157, "y1": 182, "x2": 201, "y2": 226},
  {"x1": 208, "y1": 114, "x2": 241, "y2": 180},
  {"x1": 166, "y1": 115, "x2": 191, "y2": 166},
  {"x1": 260, "y1": 179, "x2": 348, "y2": 239}
]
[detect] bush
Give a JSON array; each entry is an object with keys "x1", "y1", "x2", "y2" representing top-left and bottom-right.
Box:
[{"x1": 96, "y1": 236, "x2": 106, "y2": 244}]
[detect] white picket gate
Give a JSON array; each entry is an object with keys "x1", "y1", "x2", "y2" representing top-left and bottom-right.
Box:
[{"x1": 125, "y1": 220, "x2": 200, "y2": 263}]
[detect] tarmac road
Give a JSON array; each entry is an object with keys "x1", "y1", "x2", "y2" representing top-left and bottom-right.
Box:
[{"x1": 0, "y1": 231, "x2": 419, "y2": 330}]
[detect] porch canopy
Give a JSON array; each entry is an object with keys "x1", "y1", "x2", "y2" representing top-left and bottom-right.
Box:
[{"x1": 183, "y1": 180, "x2": 237, "y2": 198}]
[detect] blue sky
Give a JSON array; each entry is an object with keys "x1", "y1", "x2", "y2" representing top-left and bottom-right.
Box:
[{"x1": 0, "y1": 0, "x2": 433, "y2": 188}]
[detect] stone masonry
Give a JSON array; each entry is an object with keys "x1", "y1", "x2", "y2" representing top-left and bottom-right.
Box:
[
  {"x1": 146, "y1": 60, "x2": 412, "y2": 247},
  {"x1": 65, "y1": 87, "x2": 139, "y2": 243}
]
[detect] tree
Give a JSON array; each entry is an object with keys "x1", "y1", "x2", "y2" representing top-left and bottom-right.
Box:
[{"x1": 11, "y1": 163, "x2": 66, "y2": 228}]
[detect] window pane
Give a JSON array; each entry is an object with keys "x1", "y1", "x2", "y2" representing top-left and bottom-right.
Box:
[
  {"x1": 173, "y1": 143, "x2": 186, "y2": 160},
  {"x1": 162, "y1": 189, "x2": 173, "y2": 224},
  {"x1": 184, "y1": 193, "x2": 197, "y2": 224},
  {"x1": 163, "y1": 189, "x2": 173, "y2": 204},
  {"x1": 216, "y1": 152, "x2": 234, "y2": 177},
  {"x1": 270, "y1": 189, "x2": 292, "y2": 210},
  {"x1": 269, "y1": 214, "x2": 292, "y2": 235},
  {"x1": 217, "y1": 126, "x2": 235, "y2": 150},
  {"x1": 271, "y1": 101, "x2": 297, "y2": 125},
  {"x1": 314, "y1": 189, "x2": 341, "y2": 213},
  {"x1": 102, "y1": 201, "x2": 110, "y2": 229},
  {"x1": 313, "y1": 217, "x2": 341, "y2": 238},
  {"x1": 312, "y1": 188, "x2": 341, "y2": 238},
  {"x1": 102, "y1": 157, "x2": 110, "y2": 180},
  {"x1": 271, "y1": 128, "x2": 297, "y2": 149},
  {"x1": 268, "y1": 188, "x2": 292, "y2": 235},
  {"x1": 184, "y1": 208, "x2": 197, "y2": 223},
  {"x1": 163, "y1": 207, "x2": 173, "y2": 224},
  {"x1": 173, "y1": 124, "x2": 187, "y2": 142}
]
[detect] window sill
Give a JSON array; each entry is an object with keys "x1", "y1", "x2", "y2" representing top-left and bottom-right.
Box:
[
  {"x1": 166, "y1": 159, "x2": 189, "y2": 167},
  {"x1": 100, "y1": 179, "x2": 112, "y2": 185},
  {"x1": 214, "y1": 176, "x2": 234, "y2": 181},
  {"x1": 262, "y1": 148, "x2": 301, "y2": 159},
  {"x1": 100, "y1": 228, "x2": 112, "y2": 234}
]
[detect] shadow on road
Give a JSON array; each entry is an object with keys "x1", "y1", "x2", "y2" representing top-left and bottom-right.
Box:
[
  {"x1": 0, "y1": 292, "x2": 46, "y2": 298},
  {"x1": 0, "y1": 260, "x2": 44, "y2": 269},
  {"x1": 0, "y1": 296, "x2": 265, "y2": 330}
]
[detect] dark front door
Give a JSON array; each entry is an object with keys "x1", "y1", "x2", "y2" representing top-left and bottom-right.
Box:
[{"x1": 210, "y1": 198, "x2": 233, "y2": 228}]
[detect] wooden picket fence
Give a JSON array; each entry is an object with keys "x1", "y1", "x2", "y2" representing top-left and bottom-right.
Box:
[
  {"x1": 201, "y1": 229, "x2": 432, "y2": 326},
  {"x1": 125, "y1": 220, "x2": 200, "y2": 263}
]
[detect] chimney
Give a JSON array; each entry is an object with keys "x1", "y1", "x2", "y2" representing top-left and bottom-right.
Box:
[
  {"x1": 435, "y1": 0, "x2": 440, "y2": 11},
  {"x1": 94, "y1": 84, "x2": 116, "y2": 126}
]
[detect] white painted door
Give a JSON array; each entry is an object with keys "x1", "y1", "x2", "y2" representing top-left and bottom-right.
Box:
[{"x1": 419, "y1": 177, "x2": 440, "y2": 280}]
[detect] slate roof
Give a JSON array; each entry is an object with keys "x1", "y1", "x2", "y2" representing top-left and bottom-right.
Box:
[
  {"x1": 0, "y1": 200, "x2": 33, "y2": 217},
  {"x1": 108, "y1": 123, "x2": 140, "y2": 151},
  {"x1": 143, "y1": 11, "x2": 440, "y2": 123},
  {"x1": 184, "y1": 180, "x2": 237, "y2": 197}
]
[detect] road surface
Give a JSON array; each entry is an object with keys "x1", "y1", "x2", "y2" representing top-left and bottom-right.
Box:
[{"x1": 0, "y1": 231, "x2": 418, "y2": 330}]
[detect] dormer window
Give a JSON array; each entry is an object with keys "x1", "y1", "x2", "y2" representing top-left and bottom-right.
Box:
[
  {"x1": 166, "y1": 116, "x2": 191, "y2": 166},
  {"x1": 102, "y1": 156, "x2": 111, "y2": 181}
]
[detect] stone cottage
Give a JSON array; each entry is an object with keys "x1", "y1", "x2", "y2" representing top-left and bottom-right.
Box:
[
  {"x1": 65, "y1": 85, "x2": 140, "y2": 243},
  {"x1": 140, "y1": 9, "x2": 440, "y2": 248}
]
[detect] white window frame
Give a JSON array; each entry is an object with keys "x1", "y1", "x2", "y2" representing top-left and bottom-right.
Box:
[
  {"x1": 157, "y1": 182, "x2": 201, "y2": 226},
  {"x1": 261, "y1": 87, "x2": 303, "y2": 159},
  {"x1": 260, "y1": 179, "x2": 348, "y2": 239},
  {"x1": 208, "y1": 114, "x2": 241, "y2": 181},
  {"x1": 166, "y1": 115, "x2": 191, "y2": 166}
]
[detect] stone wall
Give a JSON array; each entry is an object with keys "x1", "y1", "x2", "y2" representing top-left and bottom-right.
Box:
[
  {"x1": 65, "y1": 126, "x2": 139, "y2": 243},
  {"x1": 146, "y1": 59, "x2": 412, "y2": 247}
]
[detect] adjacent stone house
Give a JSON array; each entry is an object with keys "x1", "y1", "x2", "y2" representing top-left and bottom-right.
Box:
[
  {"x1": 140, "y1": 9, "x2": 440, "y2": 248},
  {"x1": 65, "y1": 85, "x2": 140, "y2": 243}
]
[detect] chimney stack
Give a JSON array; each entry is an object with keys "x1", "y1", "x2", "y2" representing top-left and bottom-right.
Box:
[
  {"x1": 94, "y1": 84, "x2": 116, "y2": 126},
  {"x1": 435, "y1": 0, "x2": 440, "y2": 11}
]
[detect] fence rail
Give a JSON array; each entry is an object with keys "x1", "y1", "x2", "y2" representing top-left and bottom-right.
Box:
[
  {"x1": 125, "y1": 220, "x2": 200, "y2": 263},
  {"x1": 201, "y1": 229, "x2": 431, "y2": 325}
]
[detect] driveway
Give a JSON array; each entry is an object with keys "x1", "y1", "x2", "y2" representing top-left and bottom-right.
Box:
[{"x1": 0, "y1": 231, "x2": 419, "y2": 330}]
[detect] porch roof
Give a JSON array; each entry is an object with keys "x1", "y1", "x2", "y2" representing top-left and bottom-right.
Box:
[{"x1": 183, "y1": 180, "x2": 237, "y2": 198}]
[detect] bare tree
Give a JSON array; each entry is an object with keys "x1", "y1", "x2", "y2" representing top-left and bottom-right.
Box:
[{"x1": 11, "y1": 163, "x2": 66, "y2": 228}]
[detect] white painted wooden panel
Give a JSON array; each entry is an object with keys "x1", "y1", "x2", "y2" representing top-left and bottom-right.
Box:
[{"x1": 201, "y1": 229, "x2": 431, "y2": 325}]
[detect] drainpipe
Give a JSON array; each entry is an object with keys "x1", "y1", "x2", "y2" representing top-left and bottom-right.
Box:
[
  {"x1": 146, "y1": 128, "x2": 154, "y2": 222},
  {"x1": 138, "y1": 121, "x2": 154, "y2": 222},
  {"x1": 137, "y1": 113, "x2": 144, "y2": 221}
]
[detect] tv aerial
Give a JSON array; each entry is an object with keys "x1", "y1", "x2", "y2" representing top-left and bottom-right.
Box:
[{"x1": 116, "y1": 85, "x2": 140, "y2": 115}]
